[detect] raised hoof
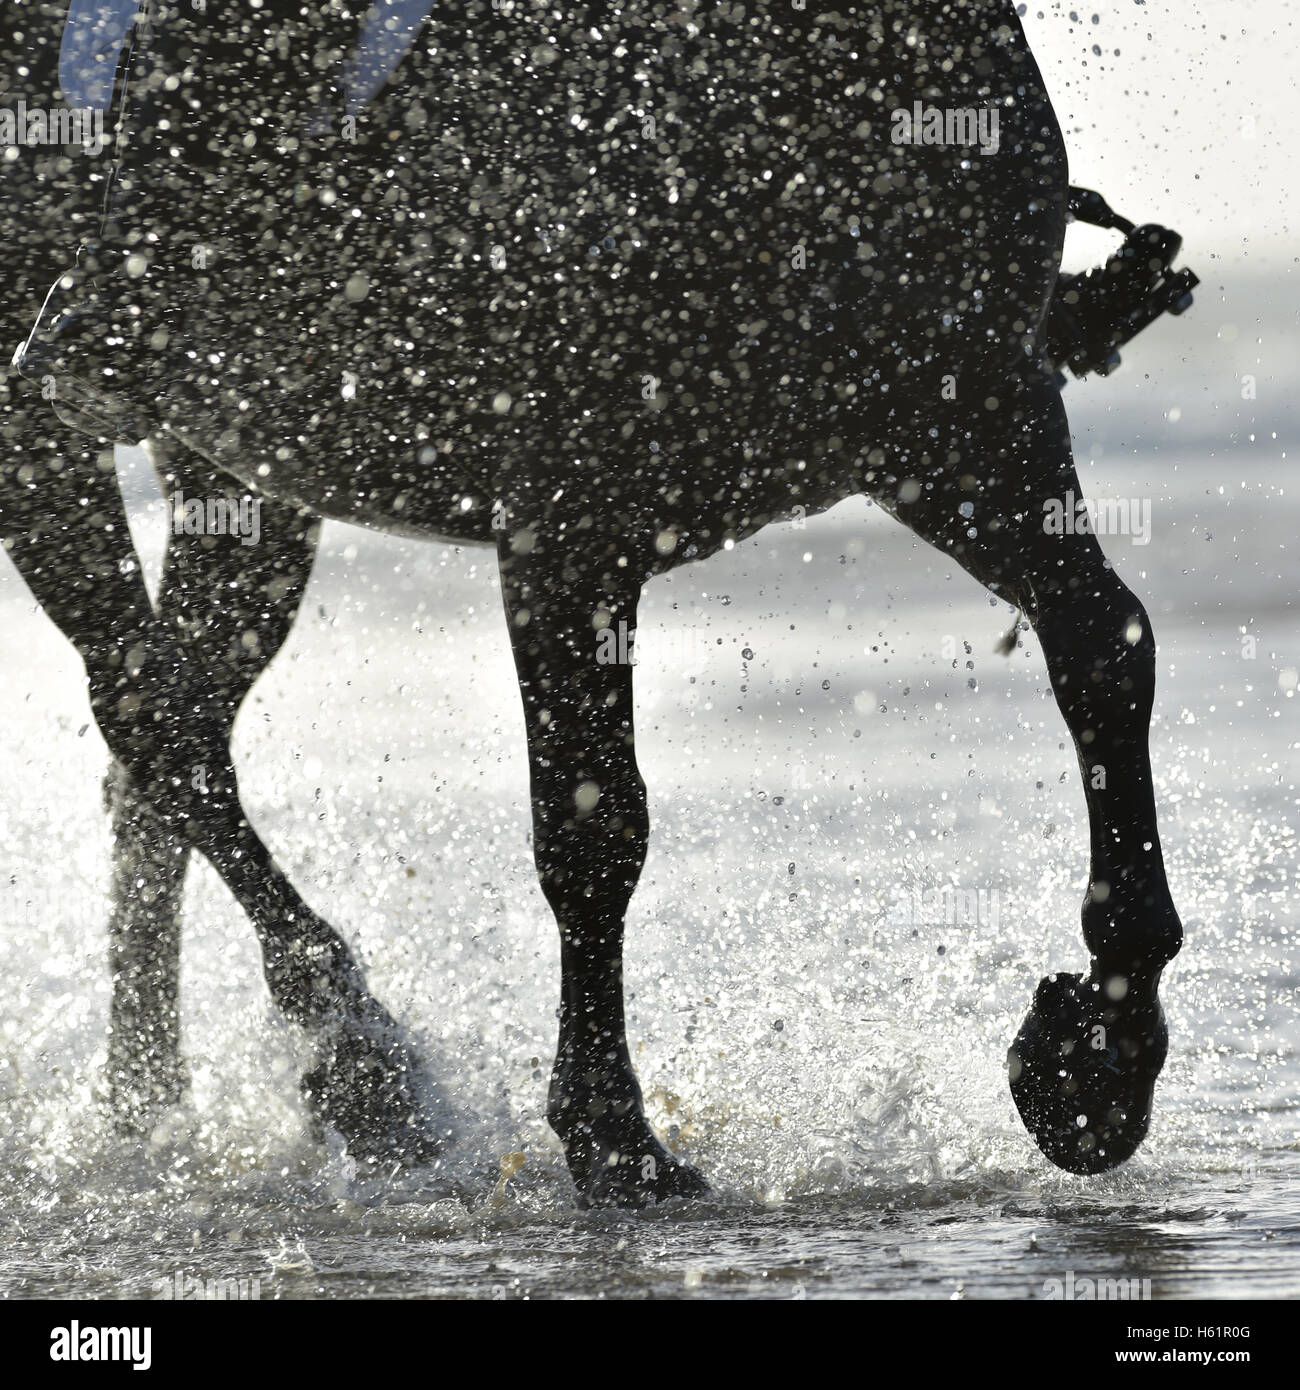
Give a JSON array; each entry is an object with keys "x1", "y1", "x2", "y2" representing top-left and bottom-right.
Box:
[
  {"x1": 554, "y1": 1108, "x2": 710, "y2": 1211},
  {"x1": 299, "y1": 1027, "x2": 442, "y2": 1168},
  {"x1": 1008, "y1": 970, "x2": 1168, "y2": 1175}
]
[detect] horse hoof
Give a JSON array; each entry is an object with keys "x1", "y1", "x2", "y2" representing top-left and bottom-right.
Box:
[
  {"x1": 554, "y1": 1108, "x2": 711, "y2": 1210},
  {"x1": 300, "y1": 1027, "x2": 442, "y2": 1167},
  {"x1": 575, "y1": 1148, "x2": 711, "y2": 1212},
  {"x1": 1007, "y1": 970, "x2": 1168, "y2": 1175}
]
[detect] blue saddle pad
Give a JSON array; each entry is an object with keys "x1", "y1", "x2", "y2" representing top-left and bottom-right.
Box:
[{"x1": 59, "y1": 0, "x2": 432, "y2": 115}]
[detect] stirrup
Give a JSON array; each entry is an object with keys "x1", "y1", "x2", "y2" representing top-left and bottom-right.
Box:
[{"x1": 1045, "y1": 185, "x2": 1200, "y2": 384}]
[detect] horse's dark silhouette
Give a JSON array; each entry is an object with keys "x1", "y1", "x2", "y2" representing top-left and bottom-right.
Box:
[{"x1": 1, "y1": 1, "x2": 1184, "y2": 1206}]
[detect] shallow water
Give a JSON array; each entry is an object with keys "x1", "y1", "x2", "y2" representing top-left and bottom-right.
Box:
[{"x1": 0, "y1": 445, "x2": 1296, "y2": 1300}]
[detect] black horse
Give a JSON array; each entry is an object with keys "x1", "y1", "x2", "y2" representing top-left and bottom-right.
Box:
[{"x1": 2, "y1": 1, "x2": 1184, "y2": 1206}]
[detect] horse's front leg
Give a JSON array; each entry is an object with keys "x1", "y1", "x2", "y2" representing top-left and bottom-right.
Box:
[
  {"x1": 0, "y1": 399, "x2": 435, "y2": 1163},
  {"x1": 883, "y1": 368, "x2": 1183, "y2": 1174},
  {"x1": 498, "y1": 530, "x2": 708, "y2": 1208},
  {"x1": 1008, "y1": 544, "x2": 1184, "y2": 1175},
  {"x1": 104, "y1": 442, "x2": 320, "y2": 1129}
]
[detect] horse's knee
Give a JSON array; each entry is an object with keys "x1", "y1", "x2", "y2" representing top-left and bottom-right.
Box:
[
  {"x1": 1033, "y1": 566, "x2": 1156, "y2": 727},
  {"x1": 533, "y1": 765, "x2": 649, "y2": 928},
  {"x1": 87, "y1": 637, "x2": 243, "y2": 837},
  {"x1": 153, "y1": 499, "x2": 318, "y2": 720}
]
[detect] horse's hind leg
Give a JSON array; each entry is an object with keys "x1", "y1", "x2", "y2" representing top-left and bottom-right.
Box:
[
  {"x1": 0, "y1": 399, "x2": 436, "y2": 1162},
  {"x1": 876, "y1": 367, "x2": 1183, "y2": 1173},
  {"x1": 103, "y1": 441, "x2": 320, "y2": 1129}
]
